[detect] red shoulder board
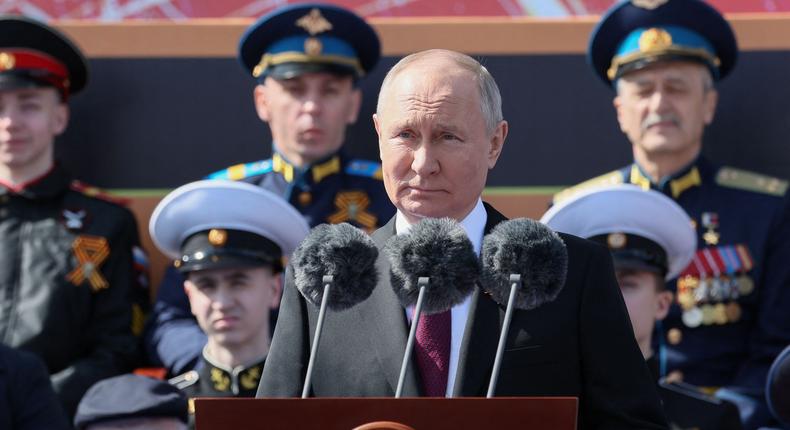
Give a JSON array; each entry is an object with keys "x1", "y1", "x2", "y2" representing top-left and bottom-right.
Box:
[{"x1": 69, "y1": 180, "x2": 130, "y2": 206}]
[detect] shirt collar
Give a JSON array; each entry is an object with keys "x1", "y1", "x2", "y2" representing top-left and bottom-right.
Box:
[
  {"x1": 0, "y1": 163, "x2": 70, "y2": 199},
  {"x1": 395, "y1": 198, "x2": 486, "y2": 255}
]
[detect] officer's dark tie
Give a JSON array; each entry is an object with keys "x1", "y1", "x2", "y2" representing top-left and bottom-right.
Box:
[{"x1": 414, "y1": 309, "x2": 451, "y2": 397}]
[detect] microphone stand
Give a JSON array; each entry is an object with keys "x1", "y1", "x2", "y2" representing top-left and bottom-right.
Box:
[
  {"x1": 302, "y1": 275, "x2": 333, "y2": 398},
  {"x1": 487, "y1": 274, "x2": 521, "y2": 398},
  {"x1": 395, "y1": 277, "x2": 429, "y2": 398}
]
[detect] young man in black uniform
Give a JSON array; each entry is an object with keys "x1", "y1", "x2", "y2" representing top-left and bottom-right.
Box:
[{"x1": 0, "y1": 15, "x2": 148, "y2": 418}]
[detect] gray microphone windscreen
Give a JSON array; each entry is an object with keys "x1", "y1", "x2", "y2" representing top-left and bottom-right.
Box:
[
  {"x1": 291, "y1": 223, "x2": 379, "y2": 311},
  {"x1": 481, "y1": 218, "x2": 568, "y2": 309},
  {"x1": 385, "y1": 218, "x2": 480, "y2": 314}
]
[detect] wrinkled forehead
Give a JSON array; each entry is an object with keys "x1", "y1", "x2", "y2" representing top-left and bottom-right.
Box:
[{"x1": 386, "y1": 67, "x2": 479, "y2": 110}]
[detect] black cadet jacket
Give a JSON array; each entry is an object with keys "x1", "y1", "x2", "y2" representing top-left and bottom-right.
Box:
[{"x1": 0, "y1": 165, "x2": 143, "y2": 418}]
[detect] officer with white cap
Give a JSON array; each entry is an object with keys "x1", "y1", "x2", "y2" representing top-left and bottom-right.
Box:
[
  {"x1": 149, "y1": 180, "x2": 309, "y2": 408},
  {"x1": 543, "y1": 184, "x2": 742, "y2": 430}
]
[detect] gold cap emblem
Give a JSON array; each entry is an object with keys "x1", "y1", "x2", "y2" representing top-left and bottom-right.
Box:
[
  {"x1": 208, "y1": 229, "x2": 228, "y2": 246},
  {"x1": 631, "y1": 0, "x2": 669, "y2": 10},
  {"x1": 607, "y1": 232, "x2": 627, "y2": 249},
  {"x1": 639, "y1": 28, "x2": 673, "y2": 53},
  {"x1": 0, "y1": 52, "x2": 16, "y2": 71},
  {"x1": 304, "y1": 37, "x2": 323, "y2": 56},
  {"x1": 296, "y1": 8, "x2": 333, "y2": 36}
]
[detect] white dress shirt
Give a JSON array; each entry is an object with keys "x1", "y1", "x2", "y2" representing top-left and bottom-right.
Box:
[{"x1": 395, "y1": 198, "x2": 487, "y2": 397}]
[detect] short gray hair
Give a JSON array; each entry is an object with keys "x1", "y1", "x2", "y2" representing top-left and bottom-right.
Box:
[{"x1": 376, "y1": 49, "x2": 503, "y2": 134}]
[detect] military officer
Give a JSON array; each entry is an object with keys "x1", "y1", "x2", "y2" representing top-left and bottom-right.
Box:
[
  {"x1": 0, "y1": 15, "x2": 149, "y2": 418},
  {"x1": 543, "y1": 184, "x2": 742, "y2": 430},
  {"x1": 555, "y1": 1, "x2": 790, "y2": 428},
  {"x1": 144, "y1": 3, "x2": 396, "y2": 376},
  {"x1": 149, "y1": 180, "x2": 308, "y2": 425}
]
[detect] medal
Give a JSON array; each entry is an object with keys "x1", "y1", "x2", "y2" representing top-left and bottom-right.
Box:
[
  {"x1": 738, "y1": 274, "x2": 754, "y2": 296},
  {"x1": 713, "y1": 303, "x2": 728, "y2": 325},
  {"x1": 701, "y1": 304, "x2": 715, "y2": 325},
  {"x1": 678, "y1": 290, "x2": 696, "y2": 310},
  {"x1": 725, "y1": 302, "x2": 742, "y2": 323},
  {"x1": 701, "y1": 212, "x2": 721, "y2": 246},
  {"x1": 667, "y1": 328, "x2": 683, "y2": 345},
  {"x1": 683, "y1": 307, "x2": 703, "y2": 328}
]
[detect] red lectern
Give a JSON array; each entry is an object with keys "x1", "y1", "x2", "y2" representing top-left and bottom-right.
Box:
[{"x1": 194, "y1": 397, "x2": 578, "y2": 429}]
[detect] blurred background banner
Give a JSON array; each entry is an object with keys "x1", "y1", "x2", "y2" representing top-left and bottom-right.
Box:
[{"x1": 3, "y1": 0, "x2": 790, "y2": 20}]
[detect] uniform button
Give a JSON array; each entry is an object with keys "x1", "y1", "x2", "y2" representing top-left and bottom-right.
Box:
[
  {"x1": 298, "y1": 191, "x2": 312, "y2": 206},
  {"x1": 667, "y1": 328, "x2": 682, "y2": 345}
]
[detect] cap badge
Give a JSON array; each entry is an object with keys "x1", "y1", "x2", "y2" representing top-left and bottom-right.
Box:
[
  {"x1": 0, "y1": 52, "x2": 15, "y2": 71},
  {"x1": 639, "y1": 28, "x2": 673, "y2": 53},
  {"x1": 631, "y1": 0, "x2": 669, "y2": 10},
  {"x1": 208, "y1": 229, "x2": 228, "y2": 247},
  {"x1": 305, "y1": 37, "x2": 323, "y2": 56},
  {"x1": 607, "y1": 232, "x2": 627, "y2": 249},
  {"x1": 296, "y1": 8, "x2": 333, "y2": 36}
]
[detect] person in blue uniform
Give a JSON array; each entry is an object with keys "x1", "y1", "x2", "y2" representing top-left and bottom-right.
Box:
[
  {"x1": 149, "y1": 180, "x2": 308, "y2": 426},
  {"x1": 543, "y1": 184, "x2": 742, "y2": 430},
  {"x1": 555, "y1": 1, "x2": 790, "y2": 428},
  {"x1": 0, "y1": 15, "x2": 149, "y2": 419},
  {"x1": 144, "y1": 3, "x2": 396, "y2": 377}
]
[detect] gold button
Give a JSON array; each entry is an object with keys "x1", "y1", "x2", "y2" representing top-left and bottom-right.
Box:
[
  {"x1": 667, "y1": 328, "x2": 682, "y2": 345},
  {"x1": 298, "y1": 191, "x2": 312, "y2": 206}
]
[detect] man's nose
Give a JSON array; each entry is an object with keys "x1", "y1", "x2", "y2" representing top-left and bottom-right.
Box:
[
  {"x1": 212, "y1": 287, "x2": 236, "y2": 309},
  {"x1": 411, "y1": 143, "x2": 439, "y2": 176},
  {"x1": 648, "y1": 88, "x2": 671, "y2": 113},
  {"x1": 302, "y1": 92, "x2": 323, "y2": 115}
]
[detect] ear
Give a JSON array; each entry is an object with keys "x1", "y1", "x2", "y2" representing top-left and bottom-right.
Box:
[
  {"x1": 654, "y1": 290, "x2": 674, "y2": 321},
  {"x1": 269, "y1": 273, "x2": 283, "y2": 309},
  {"x1": 373, "y1": 113, "x2": 384, "y2": 161},
  {"x1": 182, "y1": 280, "x2": 198, "y2": 317},
  {"x1": 613, "y1": 96, "x2": 628, "y2": 133},
  {"x1": 703, "y1": 88, "x2": 718, "y2": 125},
  {"x1": 346, "y1": 88, "x2": 362, "y2": 124},
  {"x1": 52, "y1": 103, "x2": 69, "y2": 136},
  {"x1": 486, "y1": 120, "x2": 508, "y2": 169},
  {"x1": 253, "y1": 84, "x2": 271, "y2": 123}
]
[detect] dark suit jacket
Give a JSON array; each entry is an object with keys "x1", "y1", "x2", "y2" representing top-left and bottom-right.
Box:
[{"x1": 258, "y1": 203, "x2": 668, "y2": 429}]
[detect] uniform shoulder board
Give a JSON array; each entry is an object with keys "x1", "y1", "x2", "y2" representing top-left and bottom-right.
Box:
[
  {"x1": 69, "y1": 180, "x2": 130, "y2": 206},
  {"x1": 716, "y1": 167, "x2": 788, "y2": 197},
  {"x1": 206, "y1": 159, "x2": 273, "y2": 181},
  {"x1": 345, "y1": 159, "x2": 383, "y2": 180},
  {"x1": 168, "y1": 370, "x2": 199, "y2": 390},
  {"x1": 552, "y1": 170, "x2": 624, "y2": 204}
]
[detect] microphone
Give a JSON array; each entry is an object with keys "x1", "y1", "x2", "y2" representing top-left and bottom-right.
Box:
[
  {"x1": 384, "y1": 217, "x2": 480, "y2": 397},
  {"x1": 290, "y1": 222, "x2": 379, "y2": 398},
  {"x1": 480, "y1": 218, "x2": 568, "y2": 397}
]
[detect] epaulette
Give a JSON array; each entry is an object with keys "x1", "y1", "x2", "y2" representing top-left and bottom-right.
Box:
[
  {"x1": 345, "y1": 159, "x2": 383, "y2": 180},
  {"x1": 206, "y1": 159, "x2": 273, "y2": 181},
  {"x1": 716, "y1": 167, "x2": 788, "y2": 197},
  {"x1": 168, "y1": 370, "x2": 199, "y2": 390},
  {"x1": 69, "y1": 180, "x2": 130, "y2": 206},
  {"x1": 552, "y1": 170, "x2": 624, "y2": 204}
]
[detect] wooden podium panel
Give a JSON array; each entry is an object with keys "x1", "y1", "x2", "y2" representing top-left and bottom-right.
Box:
[{"x1": 195, "y1": 397, "x2": 578, "y2": 430}]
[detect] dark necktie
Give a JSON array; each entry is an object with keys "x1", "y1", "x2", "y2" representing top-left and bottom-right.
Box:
[{"x1": 414, "y1": 309, "x2": 451, "y2": 397}]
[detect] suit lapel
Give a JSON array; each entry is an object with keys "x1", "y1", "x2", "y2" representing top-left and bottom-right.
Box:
[
  {"x1": 356, "y1": 216, "x2": 421, "y2": 396},
  {"x1": 453, "y1": 203, "x2": 508, "y2": 396}
]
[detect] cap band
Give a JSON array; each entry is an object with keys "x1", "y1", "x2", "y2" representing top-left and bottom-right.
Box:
[{"x1": 0, "y1": 49, "x2": 70, "y2": 96}]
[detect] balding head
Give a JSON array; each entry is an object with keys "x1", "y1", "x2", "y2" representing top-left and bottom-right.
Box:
[{"x1": 376, "y1": 49, "x2": 503, "y2": 134}]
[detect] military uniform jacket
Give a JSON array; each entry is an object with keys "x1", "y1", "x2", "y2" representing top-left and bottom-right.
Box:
[
  {"x1": 145, "y1": 149, "x2": 395, "y2": 376},
  {"x1": 0, "y1": 165, "x2": 144, "y2": 417},
  {"x1": 555, "y1": 156, "x2": 790, "y2": 396}
]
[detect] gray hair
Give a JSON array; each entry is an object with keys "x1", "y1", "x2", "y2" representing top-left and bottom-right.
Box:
[{"x1": 376, "y1": 49, "x2": 503, "y2": 134}]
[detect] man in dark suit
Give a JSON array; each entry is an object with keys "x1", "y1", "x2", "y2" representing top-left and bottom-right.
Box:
[{"x1": 258, "y1": 49, "x2": 668, "y2": 429}]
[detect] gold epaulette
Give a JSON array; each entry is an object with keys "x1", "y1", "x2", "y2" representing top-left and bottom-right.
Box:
[
  {"x1": 69, "y1": 180, "x2": 130, "y2": 206},
  {"x1": 552, "y1": 170, "x2": 624, "y2": 204},
  {"x1": 168, "y1": 370, "x2": 199, "y2": 390},
  {"x1": 716, "y1": 167, "x2": 788, "y2": 197}
]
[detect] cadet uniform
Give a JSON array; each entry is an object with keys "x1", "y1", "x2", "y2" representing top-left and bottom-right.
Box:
[
  {"x1": 544, "y1": 184, "x2": 743, "y2": 430},
  {"x1": 0, "y1": 16, "x2": 149, "y2": 418},
  {"x1": 559, "y1": 0, "x2": 790, "y2": 426},
  {"x1": 149, "y1": 180, "x2": 309, "y2": 425},
  {"x1": 145, "y1": 3, "x2": 394, "y2": 376}
]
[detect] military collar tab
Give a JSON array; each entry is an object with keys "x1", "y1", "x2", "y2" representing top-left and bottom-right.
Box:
[
  {"x1": 630, "y1": 160, "x2": 702, "y2": 198},
  {"x1": 200, "y1": 351, "x2": 266, "y2": 395},
  {"x1": 272, "y1": 151, "x2": 341, "y2": 184}
]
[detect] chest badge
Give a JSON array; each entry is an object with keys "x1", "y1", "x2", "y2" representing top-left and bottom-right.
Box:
[
  {"x1": 701, "y1": 212, "x2": 720, "y2": 246},
  {"x1": 66, "y1": 235, "x2": 110, "y2": 292},
  {"x1": 327, "y1": 191, "x2": 377, "y2": 232},
  {"x1": 62, "y1": 209, "x2": 87, "y2": 230}
]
